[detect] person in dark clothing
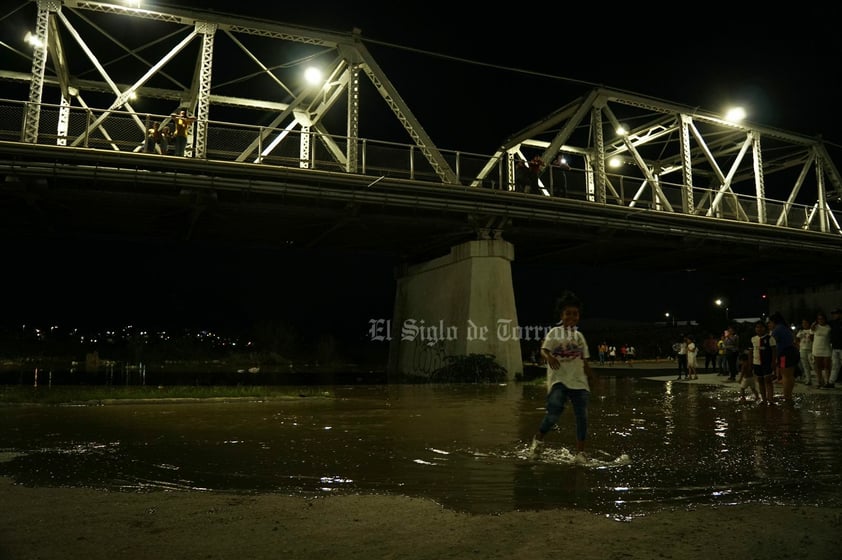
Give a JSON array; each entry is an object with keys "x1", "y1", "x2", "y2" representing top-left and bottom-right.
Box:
[
  {"x1": 514, "y1": 159, "x2": 530, "y2": 193},
  {"x1": 171, "y1": 109, "x2": 195, "y2": 157},
  {"x1": 551, "y1": 154, "x2": 571, "y2": 197},
  {"x1": 527, "y1": 155, "x2": 543, "y2": 194},
  {"x1": 702, "y1": 333, "x2": 718, "y2": 373},
  {"x1": 768, "y1": 312, "x2": 799, "y2": 402},
  {"x1": 751, "y1": 320, "x2": 774, "y2": 404},
  {"x1": 724, "y1": 325, "x2": 740, "y2": 381},
  {"x1": 144, "y1": 121, "x2": 160, "y2": 153},
  {"x1": 828, "y1": 308, "x2": 842, "y2": 387}
]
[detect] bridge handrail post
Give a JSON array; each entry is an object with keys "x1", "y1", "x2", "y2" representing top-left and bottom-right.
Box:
[
  {"x1": 258, "y1": 126, "x2": 263, "y2": 163},
  {"x1": 84, "y1": 108, "x2": 92, "y2": 148},
  {"x1": 409, "y1": 145, "x2": 415, "y2": 180},
  {"x1": 454, "y1": 151, "x2": 461, "y2": 184},
  {"x1": 361, "y1": 138, "x2": 367, "y2": 174},
  {"x1": 20, "y1": 102, "x2": 30, "y2": 143}
]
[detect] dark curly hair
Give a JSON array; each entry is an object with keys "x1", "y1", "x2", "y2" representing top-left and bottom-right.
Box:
[{"x1": 554, "y1": 290, "x2": 583, "y2": 316}]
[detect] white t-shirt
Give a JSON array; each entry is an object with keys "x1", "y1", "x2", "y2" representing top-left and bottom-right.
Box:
[
  {"x1": 751, "y1": 334, "x2": 776, "y2": 365},
  {"x1": 541, "y1": 325, "x2": 590, "y2": 393},
  {"x1": 812, "y1": 324, "x2": 832, "y2": 357},
  {"x1": 795, "y1": 328, "x2": 814, "y2": 354},
  {"x1": 687, "y1": 341, "x2": 697, "y2": 366}
]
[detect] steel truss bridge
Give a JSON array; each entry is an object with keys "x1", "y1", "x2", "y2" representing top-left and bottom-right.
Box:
[{"x1": 1, "y1": 0, "x2": 841, "y2": 283}]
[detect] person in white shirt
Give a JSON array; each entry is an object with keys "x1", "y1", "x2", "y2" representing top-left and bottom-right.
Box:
[
  {"x1": 812, "y1": 313, "x2": 832, "y2": 389},
  {"x1": 795, "y1": 318, "x2": 815, "y2": 385},
  {"x1": 528, "y1": 291, "x2": 595, "y2": 462},
  {"x1": 685, "y1": 336, "x2": 698, "y2": 380}
]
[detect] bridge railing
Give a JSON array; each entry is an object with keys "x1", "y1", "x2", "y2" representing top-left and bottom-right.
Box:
[
  {"x1": 1, "y1": 98, "x2": 840, "y2": 235},
  {"x1": 539, "y1": 163, "x2": 841, "y2": 235},
  {"x1": 0, "y1": 99, "x2": 502, "y2": 188}
]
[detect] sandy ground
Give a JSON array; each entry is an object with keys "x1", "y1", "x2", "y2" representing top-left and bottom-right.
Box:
[{"x1": 1, "y1": 478, "x2": 840, "y2": 560}]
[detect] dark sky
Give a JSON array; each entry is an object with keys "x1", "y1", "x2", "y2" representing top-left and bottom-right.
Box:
[
  {"x1": 2, "y1": 4, "x2": 839, "y2": 341},
  {"x1": 174, "y1": 3, "x2": 841, "y2": 151}
]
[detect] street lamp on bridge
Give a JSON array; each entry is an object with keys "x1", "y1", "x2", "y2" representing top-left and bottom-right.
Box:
[{"x1": 714, "y1": 298, "x2": 729, "y2": 321}]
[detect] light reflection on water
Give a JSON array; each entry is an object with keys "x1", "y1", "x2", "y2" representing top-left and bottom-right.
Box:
[{"x1": 1, "y1": 378, "x2": 841, "y2": 517}]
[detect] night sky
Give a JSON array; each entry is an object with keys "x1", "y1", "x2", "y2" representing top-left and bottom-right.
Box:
[{"x1": 2, "y1": 4, "x2": 840, "y2": 342}]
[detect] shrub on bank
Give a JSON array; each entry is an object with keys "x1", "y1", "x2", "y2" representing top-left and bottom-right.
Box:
[{"x1": 428, "y1": 354, "x2": 507, "y2": 383}]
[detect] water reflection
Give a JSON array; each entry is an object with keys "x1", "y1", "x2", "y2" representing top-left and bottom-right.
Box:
[{"x1": 1, "y1": 378, "x2": 841, "y2": 517}]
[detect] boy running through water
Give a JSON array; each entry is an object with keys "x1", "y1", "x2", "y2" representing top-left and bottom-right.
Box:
[{"x1": 529, "y1": 291, "x2": 595, "y2": 462}]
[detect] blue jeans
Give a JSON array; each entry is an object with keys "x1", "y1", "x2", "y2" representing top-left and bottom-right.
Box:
[{"x1": 538, "y1": 382, "x2": 589, "y2": 443}]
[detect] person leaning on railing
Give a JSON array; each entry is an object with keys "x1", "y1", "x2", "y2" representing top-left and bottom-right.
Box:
[
  {"x1": 157, "y1": 123, "x2": 171, "y2": 155},
  {"x1": 171, "y1": 109, "x2": 195, "y2": 157},
  {"x1": 144, "y1": 122, "x2": 160, "y2": 154}
]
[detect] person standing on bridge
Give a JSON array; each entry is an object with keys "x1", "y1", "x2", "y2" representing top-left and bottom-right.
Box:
[
  {"x1": 171, "y1": 109, "x2": 195, "y2": 157},
  {"x1": 527, "y1": 155, "x2": 543, "y2": 194},
  {"x1": 145, "y1": 121, "x2": 161, "y2": 154},
  {"x1": 514, "y1": 159, "x2": 530, "y2": 193},
  {"x1": 550, "y1": 154, "x2": 571, "y2": 197},
  {"x1": 528, "y1": 290, "x2": 596, "y2": 463},
  {"x1": 157, "y1": 123, "x2": 171, "y2": 155}
]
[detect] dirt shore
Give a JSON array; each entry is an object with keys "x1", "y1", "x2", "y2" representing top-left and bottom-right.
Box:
[{"x1": 1, "y1": 478, "x2": 840, "y2": 560}]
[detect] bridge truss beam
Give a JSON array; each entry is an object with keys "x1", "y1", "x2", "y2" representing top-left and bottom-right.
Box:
[
  {"x1": 491, "y1": 88, "x2": 842, "y2": 235},
  {"x1": 5, "y1": 0, "x2": 458, "y2": 182}
]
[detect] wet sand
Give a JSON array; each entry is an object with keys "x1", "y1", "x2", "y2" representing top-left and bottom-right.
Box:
[{"x1": 1, "y1": 478, "x2": 841, "y2": 560}]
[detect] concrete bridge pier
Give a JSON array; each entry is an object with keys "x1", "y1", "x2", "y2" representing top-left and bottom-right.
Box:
[{"x1": 387, "y1": 239, "x2": 523, "y2": 380}]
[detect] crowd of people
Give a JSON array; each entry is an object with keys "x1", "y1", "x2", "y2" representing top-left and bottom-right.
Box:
[
  {"x1": 671, "y1": 308, "x2": 842, "y2": 404},
  {"x1": 527, "y1": 294, "x2": 842, "y2": 463},
  {"x1": 596, "y1": 342, "x2": 636, "y2": 366},
  {"x1": 513, "y1": 154, "x2": 571, "y2": 196},
  {"x1": 142, "y1": 109, "x2": 195, "y2": 157}
]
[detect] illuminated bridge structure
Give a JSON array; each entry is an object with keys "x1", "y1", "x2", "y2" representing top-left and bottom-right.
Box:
[{"x1": 2, "y1": 1, "x2": 841, "y2": 377}]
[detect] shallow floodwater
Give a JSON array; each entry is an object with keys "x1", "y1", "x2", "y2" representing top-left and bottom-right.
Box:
[{"x1": 1, "y1": 377, "x2": 841, "y2": 518}]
